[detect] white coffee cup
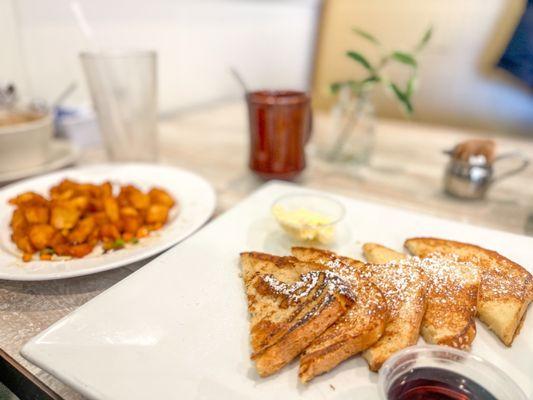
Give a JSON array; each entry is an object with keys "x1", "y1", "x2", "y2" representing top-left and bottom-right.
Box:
[{"x1": 0, "y1": 111, "x2": 53, "y2": 173}]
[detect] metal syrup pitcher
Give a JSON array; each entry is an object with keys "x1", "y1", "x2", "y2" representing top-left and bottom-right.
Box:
[{"x1": 444, "y1": 150, "x2": 529, "y2": 200}]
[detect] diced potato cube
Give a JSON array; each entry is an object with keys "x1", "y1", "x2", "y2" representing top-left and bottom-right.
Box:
[
  {"x1": 53, "y1": 244, "x2": 70, "y2": 256},
  {"x1": 66, "y1": 196, "x2": 89, "y2": 212},
  {"x1": 103, "y1": 197, "x2": 120, "y2": 223},
  {"x1": 147, "y1": 222, "x2": 164, "y2": 231},
  {"x1": 68, "y1": 216, "x2": 95, "y2": 244},
  {"x1": 53, "y1": 189, "x2": 74, "y2": 201},
  {"x1": 100, "y1": 223, "x2": 120, "y2": 240},
  {"x1": 10, "y1": 209, "x2": 28, "y2": 231},
  {"x1": 89, "y1": 197, "x2": 104, "y2": 212},
  {"x1": 9, "y1": 191, "x2": 47, "y2": 206},
  {"x1": 128, "y1": 189, "x2": 150, "y2": 210},
  {"x1": 123, "y1": 217, "x2": 141, "y2": 234},
  {"x1": 122, "y1": 232, "x2": 133, "y2": 242},
  {"x1": 120, "y1": 207, "x2": 138, "y2": 218},
  {"x1": 92, "y1": 212, "x2": 109, "y2": 226},
  {"x1": 136, "y1": 226, "x2": 149, "y2": 238},
  {"x1": 50, "y1": 231, "x2": 67, "y2": 247},
  {"x1": 13, "y1": 234, "x2": 34, "y2": 254},
  {"x1": 51, "y1": 206, "x2": 80, "y2": 229},
  {"x1": 28, "y1": 224, "x2": 56, "y2": 250},
  {"x1": 100, "y1": 182, "x2": 113, "y2": 198},
  {"x1": 24, "y1": 206, "x2": 49, "y2": 224},
  {"x1": 149, "y1": 188, "x2": 175, "y2": 208},
  {"x1": 117, "y1": 189, "x2": 130, "y2": 207},
  {"x1": 145, "y1": 204, "x2": 169, "y2": 224},
  {"x1": 68, "y1": 244, "x2": 94, "y2": 258}
]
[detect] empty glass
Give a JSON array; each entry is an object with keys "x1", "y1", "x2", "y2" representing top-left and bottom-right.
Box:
[{"x1": 81, "y1": 51, "x2": 158, "y2": 162}]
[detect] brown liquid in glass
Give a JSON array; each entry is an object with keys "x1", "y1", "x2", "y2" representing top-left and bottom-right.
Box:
[{"x1": 246, "y1": 91, "x2": 311, "y2": 180}]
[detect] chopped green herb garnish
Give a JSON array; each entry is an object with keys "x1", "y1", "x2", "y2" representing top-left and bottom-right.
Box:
[
  {"x1": 42, "y1": 247, "x2": 55, "y2": 255},
  {"x1": 112, "y1": 238, "x2": 125, "y2": 249},
  {"x1": 130, "y1": 237, "x2": 139, "y2": 244}
]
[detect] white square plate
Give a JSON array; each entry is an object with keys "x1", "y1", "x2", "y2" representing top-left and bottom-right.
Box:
[{"x1": 21, "y1": 182, "x2": 533, "y2": 399}]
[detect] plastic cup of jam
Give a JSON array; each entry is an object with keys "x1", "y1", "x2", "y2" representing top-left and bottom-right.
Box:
[{"x1": 378, "y1": 345, "x2": 527, "y2": 400}]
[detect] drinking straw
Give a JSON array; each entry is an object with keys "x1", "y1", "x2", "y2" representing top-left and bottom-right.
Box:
[
  {"x1": 53, "y1": 82, "x2": 77, "y2": 109},
  {"x1": 70, "y1": 2, "x2": 96, "y2": 43},
  {"x1": 70, "y1": 1, "x2": 128, "y2": 154}
]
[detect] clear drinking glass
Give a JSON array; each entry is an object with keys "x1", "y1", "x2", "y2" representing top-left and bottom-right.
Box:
[{"x1": 80, "y1": 51, "x2": 158, "y2": 162}]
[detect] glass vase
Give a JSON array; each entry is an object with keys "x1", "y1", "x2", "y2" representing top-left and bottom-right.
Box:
[{"x1": 323, "y1": 87, "x2": 375, "y2": 164}]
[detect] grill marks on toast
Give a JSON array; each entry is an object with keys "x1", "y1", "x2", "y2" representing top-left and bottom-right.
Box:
[
  {"x1": 291, "y1": 247, "x2": 387, "y2": 382},
  {"x1": 240, "y1": 252, "x2": 354, "y2": 377},
  {"x1": 405, "y1": 238, "x2": 533, "y2": 346}
]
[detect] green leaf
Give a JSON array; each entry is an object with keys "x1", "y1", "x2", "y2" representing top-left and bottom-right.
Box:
[
  {"x1": 331, "y1": 77, "x2": 380, "y2": 96},
  {"x1": 415, "y1": 26, "x2": 433, "y2": 52},
  {"x1": 390, "y1": 83, "x2": 413, "y2": 115},
  {"x1": 406, "y1": 76, "x2": 416, "y2": 98},
  {"x1": 361, "y1": 76, "x2": 380, "y2": 85},
  {"x1": 42, "y1": 247, "x2": 55, "y2": 255},
  {"x1": 391, "y1": 52, "x2": 417, "y2": 68},
  {"x1": 130, "y1": 237, "x2": 139, "y2": 244},
  {"x1": 330, "y1": 82, "x2": 344, "y2": 94},
  {"x1": 352, "y1": 27, "x2": 380, "y2": 45},
  {"x1": 346, "y1": 51, "x2": 373, "y2": 71},
  {"x1": 346, "y1": 80, "x2": 363, "y2": 92},
  {"x1": 330, "y1": 80, "x2": 361, "y2": 95}
]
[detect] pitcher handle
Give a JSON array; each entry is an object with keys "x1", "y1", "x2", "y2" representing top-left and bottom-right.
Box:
[
  {"x1": 491, "y1": 151, "x2": 530, "y2": 183},
  {"x1": 305, "y1": 108, "x2": 313, "y2": 144}
]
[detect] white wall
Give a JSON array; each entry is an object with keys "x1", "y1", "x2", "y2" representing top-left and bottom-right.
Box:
[
  {"x1": 0, "y1": 0, "x2": 28, "y2": 95},
  {"x1": 2, "y1": 0, "x2": 319, "y2": 112},
  {"x1": 1, "y1": 0, "x2": 532, "y2": 135},
  {"x1": 312, "y1": 0, "x2": 533, "y2": 135}
]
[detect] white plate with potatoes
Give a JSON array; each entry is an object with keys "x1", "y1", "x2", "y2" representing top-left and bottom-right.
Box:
[{"x1": 0, "y1": 163, "x2": 216, "y2": 280}]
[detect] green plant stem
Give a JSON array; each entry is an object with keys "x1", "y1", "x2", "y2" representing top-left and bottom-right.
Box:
[{"x1": 328, "y1": 92, "x2": 369, "y2": 160}]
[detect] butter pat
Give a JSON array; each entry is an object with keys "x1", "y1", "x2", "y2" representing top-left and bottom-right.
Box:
[{"x1": 272, "y1": 205, "x2": 335, "y2": 244}]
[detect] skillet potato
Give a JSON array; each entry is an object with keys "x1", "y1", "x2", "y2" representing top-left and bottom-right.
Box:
[{"x1": 9, "y1": 179, "x2": 176, "y2": 262}]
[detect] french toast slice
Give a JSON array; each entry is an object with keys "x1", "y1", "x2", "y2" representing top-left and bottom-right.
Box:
[
  {"x1": 291, "y1": 247, "x2": 387, "y2": 382},
  {"x1": 241, "y1": 252, "x2": 322, "y2": 286},
  {"x1": 363, "y1": 243, "x2": 480, "y2": 350},
  {"x1": 405, "y1": 238, "x2": 533, "y2": 346},
  {"x1": 358, "y1": 259, "x2": 427, "y2": 371},
  {"x1": 363, "y1": 243, "x2": 407, "y2": 264},
  {"x1": 240, "y1": 252, "x2": 354, "y2": 377}
]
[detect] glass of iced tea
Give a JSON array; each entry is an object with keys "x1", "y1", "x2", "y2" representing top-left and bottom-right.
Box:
[{"x1": 246, "y1": 90, "x2": 312, "y2": 180}]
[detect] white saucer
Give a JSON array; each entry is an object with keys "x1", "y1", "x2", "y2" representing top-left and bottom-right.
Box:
[{"x1": 0, "y1": 139, "x2": 80, "y2": 184}]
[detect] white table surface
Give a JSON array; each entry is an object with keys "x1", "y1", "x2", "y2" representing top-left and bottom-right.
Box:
[{"x1": 1, "y1": 100, "x2": 532, "y2": 399}]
